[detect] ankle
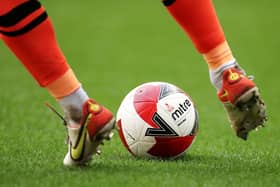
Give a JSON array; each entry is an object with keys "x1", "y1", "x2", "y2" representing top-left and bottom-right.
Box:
[
  {"x1": 209, "y1": 60, "x2": 241, "y2": 91},
  {"x1": 58, "y1": 87, "x2": 89, "y2": 123}
]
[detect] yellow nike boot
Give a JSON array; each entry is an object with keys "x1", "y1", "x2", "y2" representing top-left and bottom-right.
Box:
[{"x1": 63, "y1": 99, "x2": 115, "y2": 166}]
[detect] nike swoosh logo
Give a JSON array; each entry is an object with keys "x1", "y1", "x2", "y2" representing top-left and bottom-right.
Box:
[
  {"x1": 70, "y1": 114, "x2": 91, "y2": 161},
  {"x1": 220, "y1": 90, "x2": 228, "y2": 98}
]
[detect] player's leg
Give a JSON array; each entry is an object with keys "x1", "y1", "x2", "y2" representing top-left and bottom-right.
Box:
[
  {"x1": 0, "y1": 0, "x2": 115, "y2": 165},
  {"x1": 162, "y1": 0, "x2": 267, "y2": 140}
]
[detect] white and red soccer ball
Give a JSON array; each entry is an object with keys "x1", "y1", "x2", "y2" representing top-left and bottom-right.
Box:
[{"x1": 117, "y1": 82, "x2": 198, "y2": 159}]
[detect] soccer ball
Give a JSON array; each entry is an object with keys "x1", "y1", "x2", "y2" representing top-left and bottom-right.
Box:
[{"x1": 116, "y1": 82, "x2": 198, "y2": 159}]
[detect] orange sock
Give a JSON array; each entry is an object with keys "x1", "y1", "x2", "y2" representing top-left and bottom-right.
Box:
[
  {"x1": 203, "y1": 41, "x2": 235, "y2": 70},
  {"x1": 0, "y1": 0, "x2": 79, "y2": 98},
  {"x1": 163, "y1": 0, "x2": 236, "y2": 70},
  {"x1": 46, "y1": 69, "x2": 81, "y2": 99},
  {"x1": 163, "y1": 0, "x2": 226, "y2": 53},
  {"x1": 0, "y1": 0, "x2": 68, "y2": 86}
]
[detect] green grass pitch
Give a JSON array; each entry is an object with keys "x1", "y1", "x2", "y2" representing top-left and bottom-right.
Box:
[{"x1": 0, "y1": 0, "x2": 279, "y2": 186}]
